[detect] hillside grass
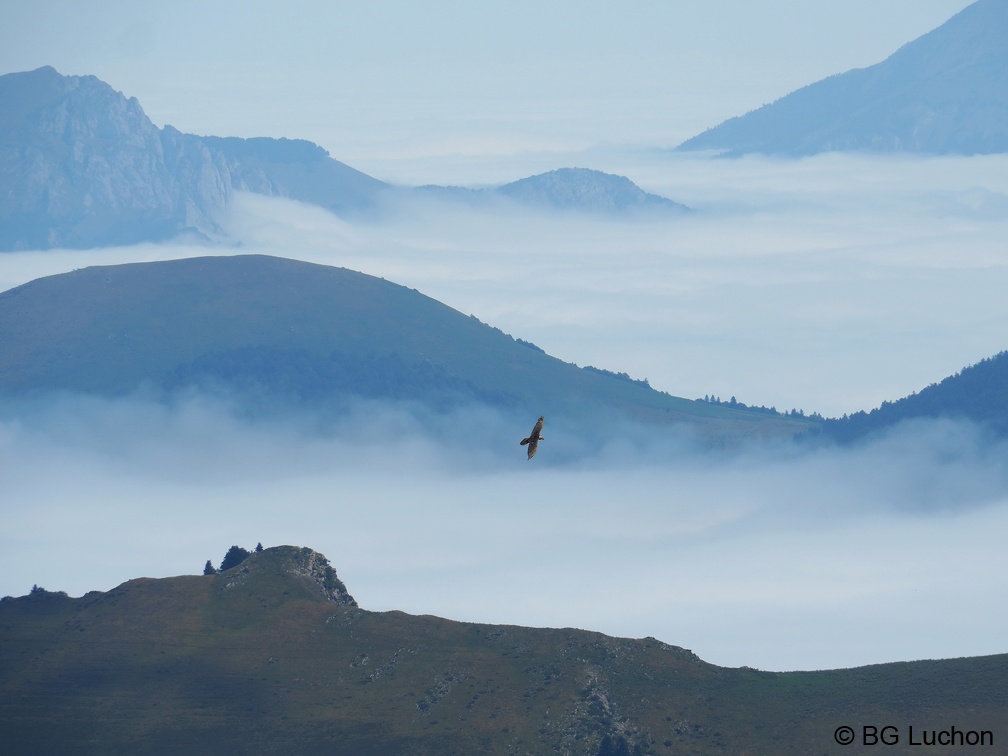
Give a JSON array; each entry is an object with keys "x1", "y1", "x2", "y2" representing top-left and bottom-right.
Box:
[
  {"x1": 0, "y1": 255, "x2": 815, "y2": 445},
  {"x1": 1, "y1": 547, "x2": 1003, "y2": 754}
]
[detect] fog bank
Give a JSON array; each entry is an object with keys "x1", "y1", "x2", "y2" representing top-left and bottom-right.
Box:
[{"x1": 2, "y1": 392, "x2": 1005, "y2": 672}]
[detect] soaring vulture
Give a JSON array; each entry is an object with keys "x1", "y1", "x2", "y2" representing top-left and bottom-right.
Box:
[{"x1": 520, "y1": 416, "x2": 545, "y2": 460}]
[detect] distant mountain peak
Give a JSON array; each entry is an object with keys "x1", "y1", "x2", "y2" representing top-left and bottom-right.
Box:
[
  {"x1": 677, "y1": 0, "x2": 1008, "y2": 156},
  {"x1": 0, "y1": 67, "x2": 391, "y2": 250},
  {"x1": 497, "y1": 167, "x2": 688, "y2": 213},
  {"x1": 417, "y1": 166, "x2": 690, "y2": 215},
  {"x1": 0, "y1": 66, "x2": 229, "y2": 249},
  {"x1": 2, "y1": 67, "x2": 689, "y2": 251}
]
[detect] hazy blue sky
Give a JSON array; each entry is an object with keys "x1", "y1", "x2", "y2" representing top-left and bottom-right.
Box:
[
  {"x1": 3, "y1": 1, "x2": 1007, "y2": 673},
  {"x1": 1, "y1": 1, "x2": 975, "y2": 173}
]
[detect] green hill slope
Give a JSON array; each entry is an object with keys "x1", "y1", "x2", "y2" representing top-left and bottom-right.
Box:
[
  {"x1": 0, "y1": 254, "x2": 810, "y2": 442},
  {"x1": 1, "y1": 546, "x2": 1003, "y2": 754}
]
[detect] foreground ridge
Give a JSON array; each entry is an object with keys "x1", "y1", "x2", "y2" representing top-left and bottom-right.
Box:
[{"x1": 1, "y1": 545, "x2": 1005, "y2": 754}]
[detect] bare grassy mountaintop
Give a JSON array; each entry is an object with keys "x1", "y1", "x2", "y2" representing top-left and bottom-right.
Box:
[
  {"x1": 1, "y1": 545, "x2": 1004, "y2": 754},
  {"x1": 0, "y1": 254, "x2": 810, "y2": 442}
]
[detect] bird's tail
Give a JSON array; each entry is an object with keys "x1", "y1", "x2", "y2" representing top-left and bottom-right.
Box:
[{"x1": 520, "y1": 437, "x2": 530, "y2": 446}]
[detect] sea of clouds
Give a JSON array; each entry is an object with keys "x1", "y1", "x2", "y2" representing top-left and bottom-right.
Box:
[{"x1": 2, "y1": 152, "x2": 1007, "y2": 671}]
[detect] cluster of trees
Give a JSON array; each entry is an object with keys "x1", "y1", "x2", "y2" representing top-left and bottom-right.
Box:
[
  {"x1": 697, "y1": 394, "x2": 823, "y2": 420},
  {"x1": 583, "y1": 365, "x2": 651, "y2": 388},
  {"x1": 203, "y1": 543, "x2": 263, "y2": 575},
  {"x1": 821, "y1": 351, "x2": 1008, "y2": 442},
  {"x1": 7, "y1": 585, "x2": 70, "y2": 600},
  {"x1": 515, "y1": 338, "x2": 545, "y2": 353}
]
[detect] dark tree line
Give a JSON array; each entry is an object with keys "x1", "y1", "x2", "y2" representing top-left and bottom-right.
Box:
[
  {"x1": 820, "y1": 351, "x2": 1008, "y2": 442},
  {"x1": 203, "y1": 542, "x2": 264, "y2": 575},
  {"x1": 697, "y1": 394, "x2": 822, "y2": 421}
]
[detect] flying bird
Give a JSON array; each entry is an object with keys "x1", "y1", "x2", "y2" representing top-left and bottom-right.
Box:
[{"x1": 520, "y1": 416, "x2": 545, "y2": 460}]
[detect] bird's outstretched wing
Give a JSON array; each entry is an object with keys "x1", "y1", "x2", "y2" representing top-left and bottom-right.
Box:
[
  {"x1": 525, "y1": 436, "x2": 539, "y2": 460},
  {"x1": 520, "y1": 416, "x2": 545, "y2": 460}
]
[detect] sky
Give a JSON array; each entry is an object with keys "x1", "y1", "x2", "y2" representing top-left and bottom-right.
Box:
[
  {"x1": 3, "y1": 0, "x2": 1008, "y2": 673},
  {"x1": 0, "y1": 1, "x2": 976, "y2": 172}
]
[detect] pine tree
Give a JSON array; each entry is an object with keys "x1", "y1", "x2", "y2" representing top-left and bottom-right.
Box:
[{"x1": 220, "y1": 545, "x2": 251, "y2": 572}]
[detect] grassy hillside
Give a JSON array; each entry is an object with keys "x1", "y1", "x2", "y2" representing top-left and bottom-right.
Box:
[
  {"x1": 0, "y1": 254, "x2": 811, "y2": 442},
  {"x1": 1, "y1": 546, "x2": 1004, "y2": 754}
]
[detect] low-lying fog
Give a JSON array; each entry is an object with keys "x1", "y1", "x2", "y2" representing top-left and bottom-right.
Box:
[
  {"x1": 2, "y1": 152, "x2": 1008, "y2": 671},
  {"x1": 5, "y1": 153, "x2": 1006, "y2": 418},
  {"x1": 2, "y1": 393, "x2": 1006, "y2": 672}
]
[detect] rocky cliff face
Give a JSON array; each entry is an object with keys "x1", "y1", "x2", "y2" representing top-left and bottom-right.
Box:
[
  {"x1": 1, "y1": 67, "x2": 685, "y2": 251},
  {"x1": 274, "y1": 546, "x2": 357, "y2": 606},
  {"x1": 0, "y1": 67, "x2": 395, "y2": 251},
  {"x1": 0, "y1": 66, "x2": 230, "y2": 250},
  {"x1": 216, "y1": 545, "x2": 358, "y2": 606}
]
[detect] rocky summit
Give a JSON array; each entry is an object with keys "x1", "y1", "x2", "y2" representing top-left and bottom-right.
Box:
[{"x1": 0, "y1": 66, "x2": 229, "y2": 249}]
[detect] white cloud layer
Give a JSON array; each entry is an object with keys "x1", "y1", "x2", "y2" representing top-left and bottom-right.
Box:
[
  {"x1": 1, "y1": 0, "x2": 1004, "y2": 680},
  {"x1": 213, "y1": 152, "x2": 1008, "y2": 419},
  {"x1": 2, "y1": 139, "x2": 1007, "y2": 676},
  {"x1": 1, "y1": 392, "x2": 1006, "y2": 672},
  {"x1": 0, "y1": 152, "x2": 983, "y2": 421}
]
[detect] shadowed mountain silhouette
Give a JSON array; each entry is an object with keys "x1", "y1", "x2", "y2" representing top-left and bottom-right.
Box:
[
  {"x1": 677, "y1": 0, "x2": 1008, "y2": 156},
  {"x1": 1, "y1": 67, "x2": 687, "y2": 251},
  {"x1": 820, "y1": 350, "x2": 1008, "y2": 442},
  {"x1": 0, "y1": 254, "x2": 812, "y2": 442}
]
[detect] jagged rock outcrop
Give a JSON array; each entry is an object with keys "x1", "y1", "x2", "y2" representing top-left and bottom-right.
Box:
[
  {"x1": 0, "y1": 66, "x2": 230, "y2": 249},
  {"x1": 216, "y1": 545, "x2": 357, "y2": 606},
  {"x1": 0, "y1": 68, "x2": 393, "y2": 251},
  {"x1": 2, "y1": 67, "x2": 687, "y2": 250},
  {"x1": 273, "y1": 546, "x2": 357, "y2": 606}
]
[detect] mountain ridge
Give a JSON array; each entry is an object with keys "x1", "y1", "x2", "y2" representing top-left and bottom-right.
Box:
[
  {"x1": 2, "y1": 544, "x2": 1004, "y2": 754},
  {"x1": 677, "y1": 0, "x2": 1008, "y2": 156},
  {"x1": 821, "y1": 350, "x2": 1008, "y2": 442},
  {"x1": 5, "y1": 253, "x2": 1008, "y2": 444},
  {"x1": 1, "y1": 66, "x2": 687, "y2": 251},
  {"x1": 0, "y1": 66, "x2": 229, "y2": 248},
  {"x1": 0, "y1": 254, "x2": 809, "y2": 443}
]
